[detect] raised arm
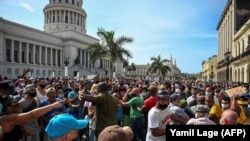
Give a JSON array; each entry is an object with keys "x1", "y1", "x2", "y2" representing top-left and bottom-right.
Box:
[{"x1": 0, "y1": 100, "x2": 65, "y2": 133}]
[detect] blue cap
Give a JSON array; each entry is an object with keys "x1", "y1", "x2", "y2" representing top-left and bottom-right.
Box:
[
  {"x1": 45, "y1": 114, "x2": 88, "y2": 139},
  {"x1": 170, "y1": 93, "x2": 180, "y2": 102}
]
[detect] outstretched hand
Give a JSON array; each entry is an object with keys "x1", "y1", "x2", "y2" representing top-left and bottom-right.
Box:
[{"x1": 52, "y1": 100, "x2": 66, "y2": 108}]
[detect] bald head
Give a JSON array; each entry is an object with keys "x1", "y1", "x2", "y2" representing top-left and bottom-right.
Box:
[
  {"x1": 220, "y1": 110, "x2": 238, "y2": 125},
  {"x1": 130, "y1": 88, "x2": 141, "y2": 96}
]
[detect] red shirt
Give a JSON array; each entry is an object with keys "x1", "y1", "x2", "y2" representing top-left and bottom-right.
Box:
[{"x1": 143, "y1": 96, "x2": 157, "y2": 110}]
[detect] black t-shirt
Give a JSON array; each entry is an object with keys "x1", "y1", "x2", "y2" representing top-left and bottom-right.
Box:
[{"x1": 3, "y1": 125, "x2": 23, "y2": 141}]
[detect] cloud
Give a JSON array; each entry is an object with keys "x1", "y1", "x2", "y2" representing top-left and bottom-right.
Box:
[{"x1": 20, "y1": 2, "x2": 34, "y2": 12}]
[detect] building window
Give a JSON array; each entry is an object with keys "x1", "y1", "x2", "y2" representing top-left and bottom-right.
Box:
[
  {"x1": 15, "y1": 68, "x2": 19, "y2": 75},
  {"x1": 37, "y1": 70, "x2": 40, "y2": 76},
  {"x1": 48, "y1": 70, "x2": 52, "y2": 76},
  {"x1": 72, "y1": 0, "x2": 74, "y2": 5},
  {"x1": 65, "y1": 0, "x2": 68, "y2": 3},
  {"x1": 7, "y1": 68, "x2": 11, "y2": 75},
  {"x1": 6, "y1": 49, "x2": 11, "y2": 62},
  {"x1": 14, "y1": 50, "x2": 18, "y2": 62},
  {"x1": 58, "y1": 71, "x2": 61, "y2": 76},
  {"x1": 43, "y1": 70, "x2": 46, "y2": 75},
  {"x1": 59, "y1": 0, "x2": 61, "y2": 3},
  {"x1": 65, "y1": 16, "x2": 68, "y2": 23}
]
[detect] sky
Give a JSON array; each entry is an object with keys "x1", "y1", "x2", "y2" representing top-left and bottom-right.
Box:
[{"x1": 0, "y1": 0, "x2": 228, "y2": 74}]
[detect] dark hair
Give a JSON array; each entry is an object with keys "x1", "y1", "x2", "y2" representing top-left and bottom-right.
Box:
[
  {"x1": 37, "y1": 77, "x2": 45, "y2": 82},
  {"x1": 222, "y1": 96, "x2": 231, "y2": 103},
  {"x1": 97, "y1": 82, "x2": 109, "y2": 93}
]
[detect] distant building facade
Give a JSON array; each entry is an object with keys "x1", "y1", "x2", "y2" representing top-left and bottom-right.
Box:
[
  {"x1": 202, "y1": 55, "x2": 217, "y2": 82},
  {"x1": 0, "y1": 0, "x2": 123, "y2": 79},
  {"x1": 126, "y1": 55, "x2": 181, "y2": 81}
]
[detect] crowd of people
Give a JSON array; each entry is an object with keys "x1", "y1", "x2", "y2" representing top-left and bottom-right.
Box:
[{"x1": 0, "y1": 72, "x2": 250, "y2": 141}]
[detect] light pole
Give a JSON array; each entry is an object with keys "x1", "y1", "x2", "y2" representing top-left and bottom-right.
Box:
[
  {"x1": 52, "y1": 68, "x2": 55, "y2": 77},
  {"x1": 224, "y1": 49, "x2": 231, "y2": 81},
  {"x1": 64, "y1": 57, "x2": 70, "y2": 77},
  {"x1": 77, "y1": 67, "x2": 80, "y2": 81}
]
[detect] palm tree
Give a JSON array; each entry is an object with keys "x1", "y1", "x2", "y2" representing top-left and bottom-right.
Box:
[
  {"x1": 148, "y1": 55, "x2": 171, "y2": 81},
  {"x1": 86, "y1": 28, "x2": 133, "y2": 78}
]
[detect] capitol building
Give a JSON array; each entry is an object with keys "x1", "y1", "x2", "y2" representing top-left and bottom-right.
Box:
[{"x1": 0, "y1": 0, "x2": 119, "y2": 79}]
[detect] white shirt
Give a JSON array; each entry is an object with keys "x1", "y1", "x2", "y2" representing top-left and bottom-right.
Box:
[
  {"x1": 36, "y1": 88, "x2": 48, "y2": 103},
  {"x1": 146, "y1": 106, "x2": 171, "y2": 141},
  {"x1": 186, "y1": 95, "x2": 195, "y2": 105}
]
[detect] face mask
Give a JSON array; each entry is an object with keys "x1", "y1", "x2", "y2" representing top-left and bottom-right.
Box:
[
  {"x1": 107, "y1": 90, "x2": 113, "y2": 95},
  {"x1": 219, "y1": 119, "x2": 224, "y2": 125},
  {"x1": 39, "y1": 84, "x2": 46, "y2": 88},
  {"x1": 140, "y1": 92, "x2": 146, "y2": 97},
  {"x1": 29, "y1": 92, "x2": 37, "y2": 97},
  {"x1": 20, "y1": 83, "x2": 25, "y2": 87},
  {"x1": 221, "y1": 104, "x2": 229, "y2": 109},
  {"x1": 195, "y1": 113, "x2": 199, "y2": 118},
  {"x1": 58, "y1": 94, "x2": 64, "y2": 99},
  {"x1": 158, "y1": 104, "x2": 168, "y2": 109},
  {"x1": 205, "y1": 92, "x2": 211, "y2": 96}
]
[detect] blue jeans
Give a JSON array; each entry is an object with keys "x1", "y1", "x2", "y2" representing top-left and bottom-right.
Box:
[
  {"x1": 130, "y1": 117, "x2": 146, "y2": 141},
  {"x1": 89, "y1": 128, "x2": 94, "y2": 141}
]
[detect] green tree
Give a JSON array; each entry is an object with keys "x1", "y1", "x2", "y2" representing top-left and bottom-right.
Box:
[
  {"x1": 86, "y1": 28, "x2": 133, "y2": 78},
  {"x1": 148, "y1": 55, "x2": 171, "y2": 81},
  {"x1": 127, "y1": 62, "x2": 136, "y2": 76}
]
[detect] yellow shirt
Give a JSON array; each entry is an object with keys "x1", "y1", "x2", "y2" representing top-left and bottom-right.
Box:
[
  {"x1": 238, "y1": 105, "x2": 248, "y2": 125},
  {"x1": 209, "y1": 103, "x2": 222, "y2": 124}
]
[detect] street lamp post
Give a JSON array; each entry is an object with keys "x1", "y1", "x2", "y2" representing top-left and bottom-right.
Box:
[
  {"x1": 77, "y1": 67, "x2": 80, "y2": 81},
  {"x1": 64, "y1": 57, "x2": 70, "y2": 77},
  {"x1": 52, "y1": 68, "x2": 55, "y2": 77},
  {"x1": 224, "y1": 49, "x2": 231, "y2": 81}
]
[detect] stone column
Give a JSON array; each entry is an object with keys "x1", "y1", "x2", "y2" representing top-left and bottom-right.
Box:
[
  {"x1": 45, "y1": 47, "x2": 47, "y2": 65},
  {"x1": 55, "y1": 49, "x2": 58, "y2": 66},
  {"x1": 19, "y1": 41, "x2": 22, "y2": 63},
  {"x1": 61, "y1": 50, "x2": 63, "y2": 67},
  {"x1": 51, "y1": 48, "x2": 53, "y2": 66}
]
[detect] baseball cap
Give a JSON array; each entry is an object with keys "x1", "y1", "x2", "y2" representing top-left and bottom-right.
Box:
[
  {"x1": 191, "y1": 105, "x2": 210, "y2": 114},
  {"x1": 170, "y1": 93, "x2": 180, "y2": 102},
  {"x1": 2, "y1": 95, "x2": 22, "y2": 109},
  {"x1": 237, "y1": 93, "x2": 250, "y2": 105},
  {"x1": 157, "y1": 90, "x2": 169, "y2": 98},
  {"x1": 98, "y1": 125, "x2": 133, "y2": 141},
  {"x1": 46, "y1": 87, "x2": 56, "y2": 94},
  {"x1": 148, "y1": 85, "x2": 158, "y2": 93},
  {"x1": 45, "y1": 114, "x2": 88, "y2": 139}
]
